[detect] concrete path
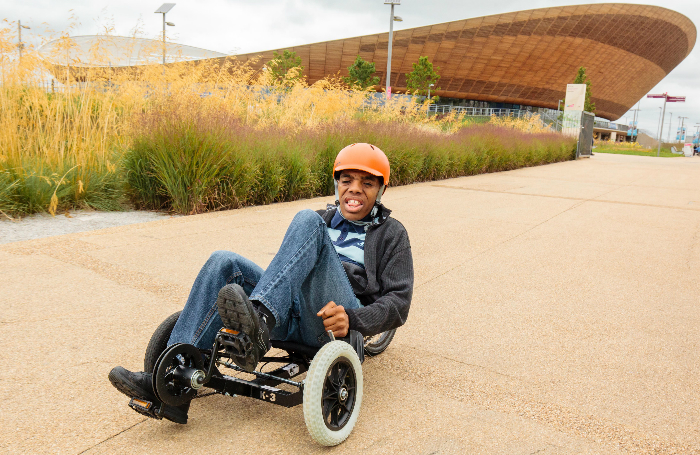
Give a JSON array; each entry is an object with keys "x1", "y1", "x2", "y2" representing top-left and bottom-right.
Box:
[{"x1": 2, "y1": 153, "x2": 699, "y2": 454}]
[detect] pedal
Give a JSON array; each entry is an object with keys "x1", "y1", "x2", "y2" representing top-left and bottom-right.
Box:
[
  {"x1": 218, "y1": 328, "x2": 253, "y2": 360},
  {"x1": 128, "y1": 397, "x2": 163, "y2": 420}
]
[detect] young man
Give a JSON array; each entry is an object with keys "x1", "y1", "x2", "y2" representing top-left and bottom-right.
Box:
[{"x1": 108, "y1": 143, "x2": 414, "y2": 423}]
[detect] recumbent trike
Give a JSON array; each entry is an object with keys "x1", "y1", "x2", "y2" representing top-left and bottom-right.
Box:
[{"x1": 129, "y1": 311, "x2": 396, "y2": 446}]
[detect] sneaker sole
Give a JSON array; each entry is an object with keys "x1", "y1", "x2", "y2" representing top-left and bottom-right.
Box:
[{"x1": 216, "y1": 284, "x2": 266, "y2": 372}]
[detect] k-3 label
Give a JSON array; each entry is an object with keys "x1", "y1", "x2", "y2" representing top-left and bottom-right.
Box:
[{"x1": 261, "y1": 391, "x2": 276, "y2": 402}]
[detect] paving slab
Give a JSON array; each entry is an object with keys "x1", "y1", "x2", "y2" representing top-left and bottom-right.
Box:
[{"x1": 1, "y1": 153, "x2": 699, "y2": 454}]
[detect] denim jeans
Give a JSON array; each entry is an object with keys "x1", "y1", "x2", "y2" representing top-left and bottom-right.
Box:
[{"x1": 168, "y1": 209, "x2": 359, "y2": 349}]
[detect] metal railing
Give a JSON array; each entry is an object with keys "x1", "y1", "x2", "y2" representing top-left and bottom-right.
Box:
[
  {"x1": 427, "y1": 104, "x2": 632, "y2": 134},
  {"x1": 426, "y1": 104, "x2": 564, "y2": 131},
  {"x1": 593, "y1": 119, "x2": 628, "y2": 132},
  {"x1": 427, "y1": 105, "x2": 530, "y2": 118}
]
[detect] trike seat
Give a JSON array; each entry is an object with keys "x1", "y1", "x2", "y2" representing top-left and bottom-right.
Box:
[
  {"x1": 270, "y1": 340, "x2": 320, "y2": 359},
  {"x1": 271, "y1": 330, "x2": 364, "y2": 364}
]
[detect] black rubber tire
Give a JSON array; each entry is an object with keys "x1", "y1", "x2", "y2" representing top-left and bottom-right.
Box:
[
  {"x1": 144, "y1": 311, "x2": 182, "y2": 373},
  {"x1": 363, "y1": 329, "x2": 396, "y2": 356}
]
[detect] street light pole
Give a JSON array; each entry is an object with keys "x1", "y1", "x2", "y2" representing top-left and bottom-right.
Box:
[
  {"x1": 155, "y1": 3, "x2": 176, "y2": 67},
  {"x1": 18, "y1": 20, "x2": 30, "y2": 63},
  {"x1": 658, "y1": 103, "x2": 668, "y2": 157},
  {"x1": 427, "y1": 83, "x2": 434, "y2": 117},
  {"x1": 647, "y1": 92, "x2": 685, "y2": 157},
  {"x1": 384, "y1": 0, "x2": 401, "y2": 99}
]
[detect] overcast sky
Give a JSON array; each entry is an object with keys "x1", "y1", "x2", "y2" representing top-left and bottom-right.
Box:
[{"x1": 6, "y1": 0, "x2": 700, "y2": 137}]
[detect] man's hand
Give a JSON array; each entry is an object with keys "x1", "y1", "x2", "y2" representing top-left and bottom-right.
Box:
[{"x1": 317, "y1": 301, "x2": 349, "y2": 338}]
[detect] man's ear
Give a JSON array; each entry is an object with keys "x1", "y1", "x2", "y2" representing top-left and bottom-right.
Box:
[{"x1": 381, "y1": 186, "x2": 387, "y2": 196}]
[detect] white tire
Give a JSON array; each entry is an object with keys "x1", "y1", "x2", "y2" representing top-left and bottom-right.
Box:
[{"x1": 303, "y1": 340, "x2": 363, "y2": 446}]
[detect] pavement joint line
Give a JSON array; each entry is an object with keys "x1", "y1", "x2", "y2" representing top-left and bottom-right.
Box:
[
  {"x1": 416, "y1": 197, "x2": 587, "y2": 290},
  {"x1": 77, "y1": 418, "x2": 147, "y2": 454},
  {"x1": 416, "y1": 181, "x2": 637, "y2": 290},
  {"x1": 2, "y1": 238, "x2": 190, "y2": 303},
  {"x1": 431, "y1": 184, "x2": 700, "y2": 212},
  {"x1": 430, "y1": 350, "x2": 521, "y2": 380}
]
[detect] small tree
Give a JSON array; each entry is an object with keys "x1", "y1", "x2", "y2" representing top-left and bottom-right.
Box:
[
  {"x1": 344, "y1": 55, "x2": 379, "y2": 90},
  {"x1": 267, "y1": 50, "x2": 304, "y2": 86},
  {"x1": 406, "y1": 56, "x2": 440, "y2": 98},
  {"x1": 573, "y1": 66, "x2": 596, "y2": 113}
]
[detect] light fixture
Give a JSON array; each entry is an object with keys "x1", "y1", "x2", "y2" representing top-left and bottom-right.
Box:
[{"x1": 155, "y1": 3, "x2": 176, "y2": 66}]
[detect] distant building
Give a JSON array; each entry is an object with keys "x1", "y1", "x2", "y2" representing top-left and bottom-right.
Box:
[
  {"x1": 229, "y1": 3, "x2": 695, "y2": 121},
  {"x1": 42, "y1": 4, "x2": 695, "y2": 122}
]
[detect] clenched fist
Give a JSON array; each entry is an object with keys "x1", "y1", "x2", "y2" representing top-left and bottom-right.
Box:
[{"x1": 317, "y1": 301, "x2": 349, "y2": 337}]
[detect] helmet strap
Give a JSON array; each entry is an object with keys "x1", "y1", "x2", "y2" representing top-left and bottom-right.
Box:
[
  {"x1": 334, "y1": 179, "x2": 340, "y2": 205},
  {"x1": 371, "y1": 184, "x2": 386, "y2": 217}
]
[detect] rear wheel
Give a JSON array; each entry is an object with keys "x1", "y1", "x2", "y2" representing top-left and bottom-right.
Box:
[
  {"x1": 363, "y1": 328, "x2": 396, "y2": 356},
  {"x1": 303, "y1": 341, "x2": 363, "y2": 446},
  {"x1": 144, "y1": 311, "x2": 182, "y2": 373}
]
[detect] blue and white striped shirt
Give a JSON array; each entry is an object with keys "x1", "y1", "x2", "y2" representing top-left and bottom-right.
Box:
[{"x1": 326, "y1": 210, "x2": 367, "y2": 268}]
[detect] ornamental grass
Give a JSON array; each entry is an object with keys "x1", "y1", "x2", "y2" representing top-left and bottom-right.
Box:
[{"x1": 0, "y1": 29, "x2": 576, "y2": 217}]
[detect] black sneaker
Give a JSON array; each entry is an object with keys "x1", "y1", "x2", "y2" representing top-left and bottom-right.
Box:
[
  {"x1": 216, "y1": 284, "x2": 271, "y2": 372},
  {"x1": 108, "y1": 366, "x2": 190, "y2": 424}
]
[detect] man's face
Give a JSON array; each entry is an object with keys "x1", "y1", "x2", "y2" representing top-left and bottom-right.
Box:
[{"x1": 337, "y1": 170, "x2": 382, "y2": 221}]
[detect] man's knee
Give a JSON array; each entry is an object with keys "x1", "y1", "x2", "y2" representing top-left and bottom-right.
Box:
[
  {"x1": 291, "y1": 209, "x2": 324, "y2": 227},
  {"x1": 206, "y1": 250, "x2": 241, "y2": 269}
]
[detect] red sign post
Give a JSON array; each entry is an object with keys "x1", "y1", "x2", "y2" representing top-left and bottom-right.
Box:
[{"x1": 647, "y1": 93, "x2": 685, "y2": 156}]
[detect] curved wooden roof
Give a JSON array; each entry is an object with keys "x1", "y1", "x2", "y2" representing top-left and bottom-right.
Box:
[{"x1": 232, "y1": 4, "x2": 696, "y2": 120}]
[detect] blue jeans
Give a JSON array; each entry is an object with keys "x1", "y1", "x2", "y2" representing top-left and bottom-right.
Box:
[{"x1": 168, "y1": 210, "x2": 359, "y2": 349}]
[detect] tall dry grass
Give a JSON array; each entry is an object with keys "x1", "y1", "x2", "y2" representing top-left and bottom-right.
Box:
[{"x1": 0, "y1": 28, "x2": 576, "y2": 217}]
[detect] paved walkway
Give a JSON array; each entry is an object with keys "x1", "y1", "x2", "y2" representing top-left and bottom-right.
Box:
[{"x1": 2, "y1": 153, "x2": 699, "y2": 454}]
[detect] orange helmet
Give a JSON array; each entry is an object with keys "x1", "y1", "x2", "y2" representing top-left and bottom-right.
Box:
[
  {"x1": 333, "y1": 143, "x2": 390, "y2": 213},
  {"x1": 333, "y1": 143, "x2": 390, "y2": 186}
]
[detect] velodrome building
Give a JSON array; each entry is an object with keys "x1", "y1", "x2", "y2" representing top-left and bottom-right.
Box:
[
  {"x1": 229, "y1": 3, "x2": 695, "y2": 121},
  {"x1": 43, "y1": 3, "x2": 695, "y2": 121}
]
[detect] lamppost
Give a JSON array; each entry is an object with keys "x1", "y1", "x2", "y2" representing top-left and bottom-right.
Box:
[
  {"x1": 18, "y1": 20, "x2": 30, "y2": 63},
  {"x1": 667, "y1": 112, "x2": 673, "y2": 144},
  {"x1": 656, "y1": 107, "x2": 662, "y2": 142},
  {"x1": 384, "y1": 0, "x2": 401, "y2": 99},
  {"x1": 155, "y1": 3, "x2": 176, "y2": 66},
  {"x1": 426, "y1": 83, "x2": 434, "y2": 117},
  {"x1": 647, "y1": 93, "x2": 685, "y2": 156}
]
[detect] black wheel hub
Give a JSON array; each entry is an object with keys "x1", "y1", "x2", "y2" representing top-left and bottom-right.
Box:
[
  {"x1": 322, "y1": 357, "x2": 356, "y2": 430},
  {"x1": 153, "y1": 343, "x2": 205, "y2": 406}
]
